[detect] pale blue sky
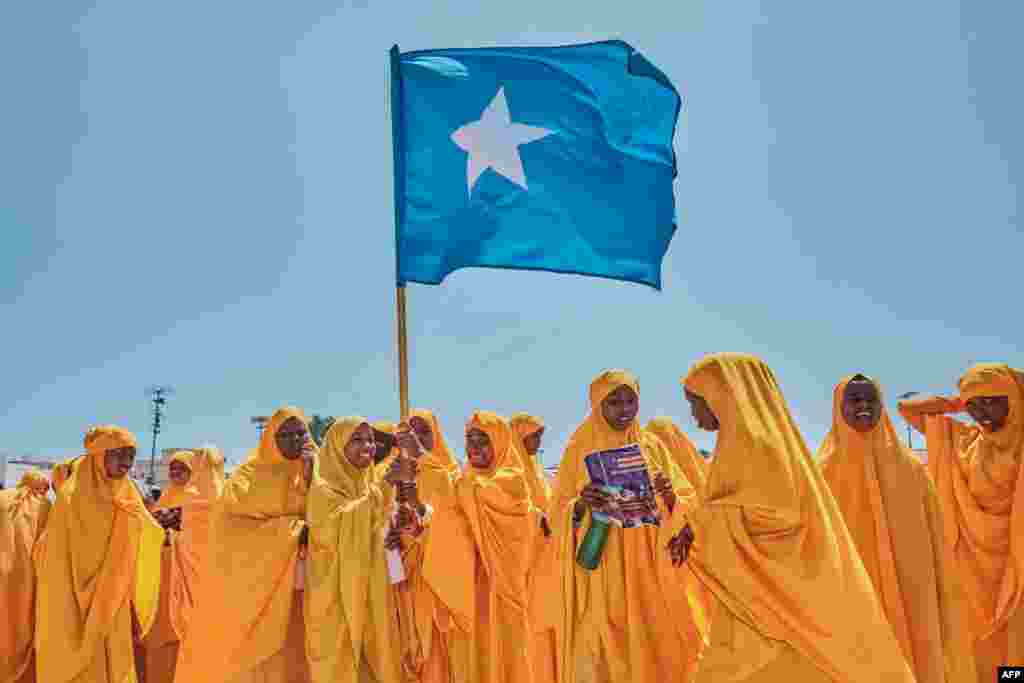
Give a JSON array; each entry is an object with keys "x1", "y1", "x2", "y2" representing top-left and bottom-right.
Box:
[{"x1": 2, "y1": 1, "x2": 1020, "y2": 469}]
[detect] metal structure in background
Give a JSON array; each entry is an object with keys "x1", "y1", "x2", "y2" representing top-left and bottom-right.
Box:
[
  {"x1": 897, "y1": 391, "x2": 920, "y2": 449},
  {"x1": 251, "y1": 416, "x2": 270, "y2": 438},
  {"x1": 145, "y1": 386, "x2": 175, "y2": 486}
]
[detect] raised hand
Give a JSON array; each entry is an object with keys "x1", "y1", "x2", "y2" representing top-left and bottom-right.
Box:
[
  {"x1": 653, "y1": 473, "x2": 676, "y2": 512},
  {"x1": 395, "y1": 423, "x2": 425, "y2": 459}
]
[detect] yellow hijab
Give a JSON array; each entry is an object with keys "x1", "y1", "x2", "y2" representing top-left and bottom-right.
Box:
[
  {"x1": 927, "y1": 364, "x2": 1024, "y2": 644},
  {"x1": 1, "y1": 469, "x2": 51, "y2": 683},
  {"x1": 410, "y1": 408, "x2": 461, "y2": 472},
  {"x1": 178, "y1": 407, "x2": 311, "y2": 682},
  {"x1": 682, "y1": 354, "x2": 913, "y2": 682},
  {"x1": 818, "y1": 375, "x2": 975, "y2": 683},
  {"x1": 35, "y1": 425, "x2": 164, "y2": 683},
  {"x1": 190, "y1": 446, "x2": 226, "y2": 500},
  {"x1": 510, "y1": 412, "x2": 553, "y2": 511},
  {"x1": 645, "y1": 417, "x2": 708, "y2": 499},
  {"x1": 305, "y1": 416, "x2": 401, "y2": 682},
  {"x1": 155, "y1": 451, "x2": 200, "y2": 510}
]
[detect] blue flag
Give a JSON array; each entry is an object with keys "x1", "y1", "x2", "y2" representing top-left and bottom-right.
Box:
[{"x1": 390, "y1": 41, "x2": 682, "y2": 290}]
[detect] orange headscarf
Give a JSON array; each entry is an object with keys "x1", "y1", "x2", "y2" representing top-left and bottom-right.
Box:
[
  {"x1": 409, "y1": 408, "x2": 460, "y2": 472},
  {"x1": 818, "y1": 375, "x2": 975, "y2": 683},
  {"x1": 174, "y1": 407, "x2": 311, "y2": 682},
  {"x1": 510, "y1": 412, "x2": 553, "y2": 511},
  {"x1": 155, "y1": 451, "x2": 200, "y2": 511},
  {"x1": 1, "y1": 469, "x2": 52, "y2": 683},
  {"x1": 645, "y1": 417, "x2": 708, "y2": 500},
  {"x1": 682, "y1": 354, "x2": 913, "y2": 682},
  {"x1": 35, "y1": 425, "x2": 164, "y2": 683},
  {"x1": 552, "y1": 370, "x2": 704, "y2": 683},
  {"x1": 924, "y1": 363, "x2": 1024, "y2": 677}
]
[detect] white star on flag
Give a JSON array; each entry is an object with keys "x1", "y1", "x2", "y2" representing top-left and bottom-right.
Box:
[{"x1": 450, "y1": 87, "x2": 554, "y2": 195}]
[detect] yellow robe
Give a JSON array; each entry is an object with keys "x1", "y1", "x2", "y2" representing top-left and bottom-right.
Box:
[
  {"x1": 511, "y1": 413, "x2": 559, "y2": 683},
  {"x1": 173, "y1": 407, "x2": 311, "y2": 683},
  {"x1": 553, "y1": 371, "x2": 705, "y2": 683},
  {"x1": 1, "y1": 470, "x2": 50, "y2": 683},
  {"x1": 818, "y1": 376, "x2": 975, "y2": 683},
  {"x1": 456, "y1": 411, "x2": 540, "y2": 683},
  {"x1": 34, "y1": 426, "x2": 163, "y2": 683},
  {"x1": 681, "y1": 354, "x2": 914, "y2": 682},
  {"x1": 144, "y1": 451, "x2": 202, "y2": 683},
  {"x1": 920, "y1": 364, "x2": 1024, "y2": 682},
  {"x1": 305, "y1": 417, "x2": 403, "y2": 683},
  {"x1": 390, "y1": 409, "x2": 475, "y2": 683}
]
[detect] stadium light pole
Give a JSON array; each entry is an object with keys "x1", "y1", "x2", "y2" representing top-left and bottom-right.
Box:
[
  {"x1": 145, "y1": 386, "x2": 175, "y2": 486},
  {"x1": 897, "y1": 391, "x2": 920, "y2": 449}
]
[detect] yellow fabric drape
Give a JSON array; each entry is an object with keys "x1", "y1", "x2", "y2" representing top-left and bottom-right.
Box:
[
  {"x1": 370, "y1": 421, "x2": 398, "y2": 485},
  {"x1": 818, "y1": 376, "x2": 975, "y2": 683},
  {"x1": 145, "y1": 452, "x2": 201, "y2": 683},
  {"x1": 304, "y1": 417, "x2": 402, "y2": 683},
  {"x1": 35, "y1": 426, "x2": 164, "y2": 683},
  {"x1": 173, "y1": 407, "x2": 311, "y2": 683},
  {"x1": 923, "y1": 363, "x2": 1024, "y2": 682},
  {"x1": 455, "y1": 410, "x2": 539, "y2": 683},
  {"x1": 391, "y1": 408, "x2": 476, "y2": 683},
  {"x1": 30, "y1": 458, "x2": 80, "y2": 572},
  {"x1": 511, "y1": 413, "x2": 560, "y2": 683},
  {"x1": 681, "y1": 354, "x2": 914, "y2": 683},
  {"x1": 552, "y1": 370, "x2": 704, "y2": 683},
  {"x1": 645, "y1": 417, "x2": 708, "y2": 499},
  {"x1": 1, "y1": 470, "x2": 50, "y2": 683}
]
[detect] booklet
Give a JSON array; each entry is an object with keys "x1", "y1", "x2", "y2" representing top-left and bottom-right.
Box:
[{"x1": 583, "y1": 443, "x2": 660, "y2": 528}]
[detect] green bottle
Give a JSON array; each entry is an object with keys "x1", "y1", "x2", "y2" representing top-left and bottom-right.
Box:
[{"x1": 575, "y1": 509, "x2": 611, "y2": 571}]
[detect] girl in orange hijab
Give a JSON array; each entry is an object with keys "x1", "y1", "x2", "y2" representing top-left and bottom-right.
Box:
[
  {"x1": 173, "y1": 407, "x2": 314, "y2": 683},
  {"x1": 35, "y1": 425, "x2": 164, "y2": 683},
  {"x1": 899, "y1": 363, "x2": 1024, "y2": 682},
  {"x1": 144, "y1": 451, "x2": 201, "y2": 683},
  {"x1": 819, "y1": 374, "x2": 975, "y2": 683},
  {"x1": 387, "y1": 408, "x2": 476, "y2": 683},
  {"x1": 680, "y1": 354, "x2": 914, "y2": 682},
  {"x1": 552, "y1": 370, "x2": 705, "y2": 683},
  {"x1": 1, "y1": 469, "x2": 51, "y2": 683}
]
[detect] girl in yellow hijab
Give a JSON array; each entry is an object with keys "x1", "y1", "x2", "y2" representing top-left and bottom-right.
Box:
[
  {"x1": 303, "y1": 417, "x2": 404, "y2": 683},
  {"x1": 144, "y1": 451, "x2": 201, "y2": 683},
  {"x1": 818, "y1": 374, "x2": 975, "y2": 683},
  {"x1": 1, "y1": 469, "x2": 50, "y2": 683},
  {"x1": 35, "y1": 425, "x2": 164, "y2": 683},
  {"x1": 552, "y1": 370, "x2": 705, "y2": 683},
  {"x1": 453, "y1": 410, "x2": 541, "y2": 683},
  {"x1": 898, "y1": 363, "x2": 1024, "y2": 682},
  {"x1": 510, "y1": 412, "x2": 560, "y2": 683},
  {"x1": 387, "y1": 408, "x2": 476, "y2": 683},
  {"x1": 680, "y1": 354, "x2": 914, "y2": 682},
  {"x1": 645, "y1": 417, "x2": 708, "y2": 498},
  {"x1": 174, "y1": 407, "x2": 313, "y2": 683}
]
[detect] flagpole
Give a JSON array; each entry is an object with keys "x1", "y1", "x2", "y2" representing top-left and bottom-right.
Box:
[
  {"x1": 390, "y1": 45, "x2": 410, "y2": 421},
  {"x1": 396, "y1": 284, "x2": 410, "y2": 420}
]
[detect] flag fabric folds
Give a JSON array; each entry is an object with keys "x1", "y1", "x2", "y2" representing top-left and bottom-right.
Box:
[{"x1": 390, "y1": 41, "x2": 682, "y2": 290}]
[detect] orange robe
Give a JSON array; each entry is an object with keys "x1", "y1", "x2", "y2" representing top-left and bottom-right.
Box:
[
  {"x1": 34, "y1": 426, "x2": 163, "y2": 683},
  {"x1": 393, "y1": 409, "x2": 476, "y2": 683},
  {"x1": 173, "y1": 407, "x2": 311, "y2": 683},
  {"x1": 304, "y1": 417, "x2": 403, "y2": 683},
  {"x1": 819, "y1": 376, "x2": 975, "y2": 683},
  {"x1": 553, "y1": 371, "x2": 705, "y2": 683},
  {"x1": 1, "y1": 470, "x2": 50, "y2": 683},
  {"x1": 917, "y1": 364, "x2": 1024, "y2": 682},
  {"x1": 455, "y1": 411, "x2": 541, "y2": 683},
  {"x1": 681, "y1": 354, "x2": 914, "y2": 682}
]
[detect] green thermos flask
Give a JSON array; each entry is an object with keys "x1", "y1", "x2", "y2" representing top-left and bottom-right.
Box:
[{"x1": 575, "y1": 509, "x2": 611, "y2": 571}]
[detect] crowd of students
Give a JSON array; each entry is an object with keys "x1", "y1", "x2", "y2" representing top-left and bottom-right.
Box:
[{"x1": 1, "y1": 353, "x2": 1021, "y2": 683}]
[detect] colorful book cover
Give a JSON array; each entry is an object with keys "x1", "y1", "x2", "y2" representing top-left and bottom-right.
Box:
[{"x1": 583, "y1": 443, "x2": 660, "y2": 528}]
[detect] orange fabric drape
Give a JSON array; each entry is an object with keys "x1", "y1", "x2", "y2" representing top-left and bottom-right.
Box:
[
  {"x1": 1, "y1": 470, "x2": 50, "y2": 683},
  {"x1": 393, "y1": 408, "x2": 476, "y2": 683},
  {"x1": 923, "y1": 363, "x2": 1024, "y2": 682},
  {"x1": 173, "y1": 407, "x2": 311, "y2": 683},
  {"x1": 681, "y1": 354, "x2": 914, "y2": 683},
  {"x1": 552, "y1": 370, "x2": 705, "y2": 683},
  {"x1": 456, "y1": 411, "x2": 540, "y2": 683},
  {"x1": 304, "y1": 417, "x2": 403, "y2": 683},
  {"x1": 645, "y1": 417, "x2": 708, "y2": 499},
  {"x1": 34, "y1": 426, "x2": 164, "y2": 683},
  {"x1": 819, "y1": 376, "x2": 975, "y2": 683}
]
